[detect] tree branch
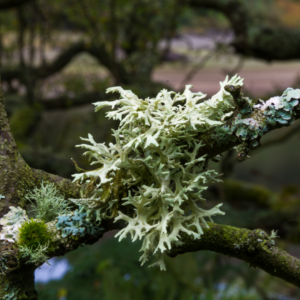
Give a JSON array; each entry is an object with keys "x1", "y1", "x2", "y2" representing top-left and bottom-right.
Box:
[
  {"x1": 219, "y1": 179, "x2": 300, "y2": 242},
  {"x1": 169, "y1": 222, "x2": 300, "y2": 287},
  {"x1": 188, "y1": 0, "x2": 300, "y2": 61},
  {"x1": 3, "y1": 74, "x2": 300, "y2": 294},
  {"x1": 1, "y1": 41, "x2": 132, "y2": 86},
  {"x1": 195, "y1": 88, "x2": 300, "y2": 159}
]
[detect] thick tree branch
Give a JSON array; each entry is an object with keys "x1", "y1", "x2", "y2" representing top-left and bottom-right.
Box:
[
  {"x1": 169, "y1": 223, "x2": 300, "y2": 287},
  {"x1": 0, "y1": 74, "x2": 81, "y2": 214},
  {"x1": 217, "y1": 179, "x2": 300, "y2": 242},
  {"x1": 188, "y1": 0, "x2": 300, "y2": 61},
  {"x1": 0, "y1": 79, "x2": 28, "y2": 217},
  {"x1": 0, "y1": 78, "x2": 83, "y2": 297},
  {"x1": 196, "y1": 88, "x2": 300, "y2": 159}
]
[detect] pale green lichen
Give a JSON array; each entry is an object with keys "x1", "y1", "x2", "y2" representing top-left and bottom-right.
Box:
[
  {"x1": 270, "y1": 230, "x2": 279, "y2": 240},
  {"x1": 71, "y1": 75, "x2": 245, "y2": 270},
  {"x1": 25, "y1": 181, "x2": 71, "y2": 222},
  {"x1": 18, "y1": 243, "x2": 50, "y2": 265}
]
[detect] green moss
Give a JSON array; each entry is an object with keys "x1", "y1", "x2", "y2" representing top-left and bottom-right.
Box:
[{"x1": 17, "y1": 219, "x2": 52, "y2": 250}]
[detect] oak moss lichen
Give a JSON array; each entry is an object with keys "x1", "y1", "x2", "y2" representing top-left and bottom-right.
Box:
[
  {"x1": 70, "y1": 76, "x2": 300, "y2": 269},
  {"x1": 70, "y1": 75, "x2": 247, "y2": 270}
]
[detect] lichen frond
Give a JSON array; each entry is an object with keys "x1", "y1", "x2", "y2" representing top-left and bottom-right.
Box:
[
  {"x1": 71, "y1": 75, "x2": 244, "y2": 269},
  {"x1": 19, "y1": 243, "x2": 50, "y2": 265}
]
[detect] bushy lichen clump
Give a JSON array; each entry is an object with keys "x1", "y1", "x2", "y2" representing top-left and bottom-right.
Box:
[
  {"x1": 70, "y1": 75, "x2": 247, "y2": 269},
  {"x1": 25, "y1": 181, "x2": 71, "y2": 222}
]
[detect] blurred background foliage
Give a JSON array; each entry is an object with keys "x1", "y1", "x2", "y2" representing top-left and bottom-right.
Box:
[{"x1": 2, "y1": 0, "x2": 300, "y2": 299}]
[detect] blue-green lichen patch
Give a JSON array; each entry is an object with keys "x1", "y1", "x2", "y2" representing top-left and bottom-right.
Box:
[
  {"x1": 55, "y1": 210, "x2": 104, "y2": 238},
  {"x1": 211, "y1": 87, "x2": 300, "y2": 157},
  {"x1": 211, "y1": 125, "x2": 237, "y2": 146},
  {"x1": 255, "y1": 88, "x2": 300, "y2": 128}
]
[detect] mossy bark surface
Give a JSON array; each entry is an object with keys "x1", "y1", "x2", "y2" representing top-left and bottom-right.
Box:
[
  {"x1": 0, "y1": 79, "x2": 81, "y2": 298},
  {"x1": 169, "y1": 222, "x2": 300, "y2": 287}
]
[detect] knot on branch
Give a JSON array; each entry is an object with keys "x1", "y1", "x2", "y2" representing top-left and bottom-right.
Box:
[
  {"x1": 249, "y1": 229, "x2": 276, "y2": 254},
  {"x1": 224, "y1": 84, "x2": 253, "y2": 115},
  {"x1": 0, "y1": 244, "x2": 19, "y2": 275}
]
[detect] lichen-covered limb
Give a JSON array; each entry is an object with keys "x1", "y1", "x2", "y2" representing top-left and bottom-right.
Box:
[
  {"x1": 220, "y1": 179, "x2": 300, "y2": 243},
  {"x1": 0, "y1": 79, "x2": 83, "y2": 298},
  {"x1": 196, "y1": 87, "x2": 300, "y2": 159},
  {"x1": 169, "y1": 222, "x2": 300, "y2": 287},
  {"x1": 71, "y1": 80, "x2": 300, "y2": 274},
  {"x1": 0, "y1": 82, "x2": 80, "y2": 216}
]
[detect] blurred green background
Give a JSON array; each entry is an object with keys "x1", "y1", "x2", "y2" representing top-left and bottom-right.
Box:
[{"x1": 2, "y1": 0, "x2": 300, "y2": 299}]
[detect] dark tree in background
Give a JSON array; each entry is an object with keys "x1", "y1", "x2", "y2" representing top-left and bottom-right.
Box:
[{"x1": 1, "y1": 0, "x2": 300, "y2": 299}]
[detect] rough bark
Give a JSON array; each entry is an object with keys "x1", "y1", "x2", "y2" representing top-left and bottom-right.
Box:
[
  {"x1": 218, "y1": 179, "x2": 300, "y2": 243},
  {"x1": 0, "y1": 256, "x2": 37, "y2": 300},
  {"x1": 0, "y1": 79, "x2": 81, "y2": 299}
]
